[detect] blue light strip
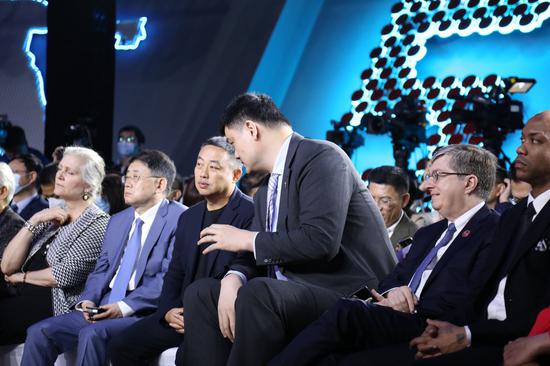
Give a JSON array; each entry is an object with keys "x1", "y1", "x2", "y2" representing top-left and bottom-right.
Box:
[
  {"x1": 114, "y1": 17, "x2": 148, "y2": 51},
  {"x1": 23, "y1": 27, "x2": 48, "y2": 108},
  {"x1": 24, "y1": 17, "x2": 148, "y2": 108}
]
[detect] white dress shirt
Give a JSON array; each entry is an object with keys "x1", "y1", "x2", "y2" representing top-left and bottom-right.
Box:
[
  {"x1": 387, "y1": 211, "x2": 405, "y2": 239},
  {"x1": 412, "y1": 201, "x2": 485, "y2": 297}
]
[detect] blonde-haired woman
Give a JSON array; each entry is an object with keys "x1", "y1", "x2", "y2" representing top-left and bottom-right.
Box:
[{"x1": 0, "y1": 147, "x2": 110, "y2": 345}]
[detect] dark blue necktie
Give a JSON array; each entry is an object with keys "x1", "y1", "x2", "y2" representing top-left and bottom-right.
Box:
[
  {"x1": 409, "y1": 223, "x2": 457, "y2": 293},
  {"x1": 109, "y1": 218, "x2": 144, "y2": 303}
]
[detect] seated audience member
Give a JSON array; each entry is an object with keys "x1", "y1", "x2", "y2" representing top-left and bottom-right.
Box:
[
  {"x1": 181, "y1": 93, "x2": 396, "y2": 366},
  {"x1": 21, "y1": 149, "x2": 186, "y2": 366},
  {"x1": 114, "y1": 125, "x2": 145, "y2": 175},
  {"x1": 168, "y1": 173, "x2": 184, "y2": 202},
  {"x1": 109, "y1": 137, "x2": 254, "y2": 366},
  {"x1": 3, "y1": 125, "x2": 49, "y2": 164},
  {"x1": 408, "y1": 111, "x2": 550, "y2": 366},
  {"x1": 239, "y1": 170, "x2": 268, "y2": 197},
  {"x1": 0, "y1": 162, "x2": 24, "y2": 257},
  {"x1": 503, "y1": 307, "x2": 550, "y2": 366},
  {"x1": 97, "y1": 173, "x2": 127, "y2": 214},
  {"x1": 368, "y1": 166, "x2": 418, "y2": 252},
  {"x1": 9, "y1": 153, "x2": 48, "y2": 220},
  {"x1": 181, "y1": 174, "x2": 204, "y2": 206},
  {"x1": 40, "y1": 163, "x2": 59, "y2": 200},
  {"x1": 486, "y1": 165, "x2": 512, "y2": 214},
  {"x1": 0, "y1": 147, "x2": 109, "y2": 345},
  {"x1": 270, "y1": 144, "x2": 500, "y2": 366}
]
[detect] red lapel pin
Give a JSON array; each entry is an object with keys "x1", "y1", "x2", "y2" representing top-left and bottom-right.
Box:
[{"x1": 462, "y1": 230, "x2": 471, "y2": 238}]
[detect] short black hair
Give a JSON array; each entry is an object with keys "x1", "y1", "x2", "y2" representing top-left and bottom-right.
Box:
[
  {"x1": 368, "y1": 166, "x2": 409, "y2": 195},
  {"x1": 171, "y1": 173, "x2": 184, "y2": 192},
  {"x1": 119, "y1": 125, "x2": 145, "y2": 144},
  {"x1": 219, "y1": 93, "x2": 291, "y2": 134},
  {"x1": 12, "y1": 153, "x2": 43, "y2": 174},
  {"x1": 39, "y1": 162, "x2": 58, "y2": 186},
  {"x1": 201, "y1": 136, "x2": 239, "y2": 167},
  {"x1": 129, "y1": 150, "x2": 176, "y2": 194},
  {"x1": 239, "y1": 170, "x2": 268, "y2": 196}
]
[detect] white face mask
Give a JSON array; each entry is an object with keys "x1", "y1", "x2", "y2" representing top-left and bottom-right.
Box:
[
  {"x1": 48, "y1": 197, "x2": 66, "y2": 209},
  {"x1": 12, "y1": 173, "x2": 32, "y2": 195}
]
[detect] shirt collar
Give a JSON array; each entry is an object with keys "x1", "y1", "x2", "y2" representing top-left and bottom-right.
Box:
[
  {"x1": 527, "y1": 188, "x2": 550, "y2": 215},
  {"x1": 134, "y1": 198, "x2": 165, "y2": 224},
  {"x1": 271, "y1": 134, "x2": 293, "y2": 175},
  {"x1": 449, "y1": 200, "x2": 485, "y2": 233},
  {"x1": 15, "y1": 192, "x2": 38, "y2": 211},
  {"x1": 387, "y1": 210, "x2": 404, "y2": 234}
]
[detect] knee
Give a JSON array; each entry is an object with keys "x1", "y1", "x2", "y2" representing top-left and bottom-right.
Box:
[
  {"x1": 26, "y1": 317, "x2": 53, "y2": 342},
  {"x1": 78, "y1": 324, "x2": 107, "y2": 344},
  {"x1": 183, "y1": 277, "x2": 219, "y2": 309},
  {"x1": 235, "y1": 278, "x2": 273, "y2": 311}
]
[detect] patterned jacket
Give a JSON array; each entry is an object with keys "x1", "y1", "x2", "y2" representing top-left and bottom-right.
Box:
[{"x1": 23, "y1": 204, "x2": 109, "y2": 315}]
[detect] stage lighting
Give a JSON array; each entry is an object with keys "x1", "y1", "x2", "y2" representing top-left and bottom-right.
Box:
[{"x1": 504, "y1": 77, "x2": 536, "y2": 93}]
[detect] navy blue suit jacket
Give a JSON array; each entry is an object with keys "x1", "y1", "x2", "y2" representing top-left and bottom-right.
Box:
[
  {"x1": 79, "y1": 200, "x2": 186, "y2": 315},
  {"x1": 19, "y1": 195, "x2": 48, "y2": 221},
  {"x1": 156, "y1": 188, "x2": 254, "y2": 318},
  {"x1": 378, "y1": 205, "x2": 500, "y2": 325}
]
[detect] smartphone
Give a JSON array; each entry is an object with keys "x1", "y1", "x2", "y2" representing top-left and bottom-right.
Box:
[
  {"x1": 350, "y1": 285, "x2": 372, "y2": 300},
  {"x1": 85, "y1": 306, "x2": 106, "y2": 315}
]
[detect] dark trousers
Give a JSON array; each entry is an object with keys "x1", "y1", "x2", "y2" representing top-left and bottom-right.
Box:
[
  {"x1": 181, "y1": 277, "x2": 341, "y2": 366},
  {"x1": 269, "y1": 298, "x2": 427, "y2": 366},
  {"x1": 108, "y1": 312, "x2": 184, "y2": 366},
  {"x1": 411, "y1": 346, "x2": 503, "y2": 366}
]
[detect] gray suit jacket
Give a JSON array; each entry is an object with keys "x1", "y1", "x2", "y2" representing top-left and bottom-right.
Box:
[
  {"x1": 231, "y1": 133, "x2": 397, "y2": 295},
  {"x1": 390, "y1": 211, "x2": 418, "y2": 250}
]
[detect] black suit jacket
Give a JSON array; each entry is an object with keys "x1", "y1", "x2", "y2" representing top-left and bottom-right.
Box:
[
  {"x1": 18, "y1": 195, "x2": 48, "y2": 221},
  {"x1": 155, "y1": 188, "x2": 254, "y2": 318},
  {"x1": 379, "y1": 205, "x2": 500, "y2": 325},
  {"x1": 231, "y1": 133, "x2": 397, "y2": 295},
  {"x1": 470, "y1": 198, "x2": 550, "y2": 346}
]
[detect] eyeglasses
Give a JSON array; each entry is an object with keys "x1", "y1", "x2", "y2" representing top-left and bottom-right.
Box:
[
  {"x1": 118, "y1": 136, "x2": 138, "y2": 143},
  {"x1": 122, "y1": 175, "x2": 161, "y2": 184},
  {"x1": 423, "y1": 171, "x2": 471, "y2": 183},
  {"x1": 374, "y1": 197, "x2": 397, "y2": 207}
]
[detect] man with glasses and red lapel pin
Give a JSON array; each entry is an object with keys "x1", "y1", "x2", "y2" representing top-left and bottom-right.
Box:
[
  {"x1": 20, "y1": 150, "x2": 186, "y2": 366},
  {"x1": 270, "y1": 144, "x2": 501, "y2": 366}
]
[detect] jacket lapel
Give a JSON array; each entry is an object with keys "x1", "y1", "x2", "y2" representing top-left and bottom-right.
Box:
[
  {"x1": 205, "y1": 189, "x2": 241, "y2": 275},
  {"x1": 134, "y1": 200, "x2": 169, "y2": 283},
  {"x1": 507, "y1": 199, "x2": 550, "y2": 271},
  {"x1": 276, "y1": 133, "x2": 302, "y2": 232}
]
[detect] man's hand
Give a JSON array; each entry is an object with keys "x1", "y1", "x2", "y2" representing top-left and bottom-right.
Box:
[
  {"x1": 410, "y1": 319, "x2": 468, "y2": 359},
  {"x1": 165, "y1": 307, "x2": 185, "y2": 334},
  {"x1": 90, "y1": 303, "x2": 123, "y2": 321},
  {"x1": 198, "y1": 224, "x2": 256, "y2": 254},
  {"x1": 504, "y1": 333, "x2": 550, "y2": 366},
  {"x1": 217, "y1": 274, "x2": 243, "y2": 343},
  {"x1": 371, "y1": 286, "x2": 418, "y2": 313},
  {"x1": 80, "y1": 300, "x2": 97, "y2": 322}
]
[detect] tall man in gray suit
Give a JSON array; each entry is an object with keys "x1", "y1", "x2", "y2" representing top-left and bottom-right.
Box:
[{"x1": 181, "y1": 93, "x2": 397, "y2": 366}]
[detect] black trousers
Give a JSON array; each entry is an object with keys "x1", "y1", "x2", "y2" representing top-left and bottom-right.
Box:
[
  {"x1": 411, "y1": 346, "x2": 503, "y2": 366},
  {"x1": 108, "y1": 312, "x2": 184, "y2": 366},
  {"x1": 181, "y1": 277, "x2": 341, "y2": 366},
  {"x1": 269, "y1": 298, "x2": 427, "y2": 366}
]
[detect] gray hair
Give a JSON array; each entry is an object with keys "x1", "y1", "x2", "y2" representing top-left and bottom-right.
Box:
[
  {"x1": 0, "y1": 162, "x2": 16, "y2": 204},
  {"x1": 63, "y1": 146, "x2": 106, "y2": 200},
  {"x1": 129, "y1": 150, "x2": 176, "y2": 195},
  {"x1": 201, "y1": 136, "x2": 242, "y2": 169},
  {"x1": 432, "y1": 144, "x2": 497, "y2": 200}
]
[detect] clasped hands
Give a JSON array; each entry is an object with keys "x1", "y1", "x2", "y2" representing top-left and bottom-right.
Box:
[
  {"x1": 371, "y1": 286, "x2": 467, "y2": 359},
  {"x1": 197, "y1": 224, "x2": 256, "y2": 254},
  {"x1": 80, "y1": 300, "x2": 123, "y2": 322}
]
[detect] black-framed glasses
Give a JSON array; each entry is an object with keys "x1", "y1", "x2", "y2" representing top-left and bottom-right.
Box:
[
  {"x1": 122, "y1": 175, "x2": 162, "y2": 184},
  {"x1": 423, "y1": 171, "x2": 471, "y2": 183}
]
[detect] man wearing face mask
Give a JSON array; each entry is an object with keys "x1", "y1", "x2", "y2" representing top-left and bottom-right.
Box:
[
  {"x1": 115, "y1": 125, "x2": 145, "y2": 175},
  {"x1": 9, "y1": 154, "x2": 48, "y2": 220}
]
